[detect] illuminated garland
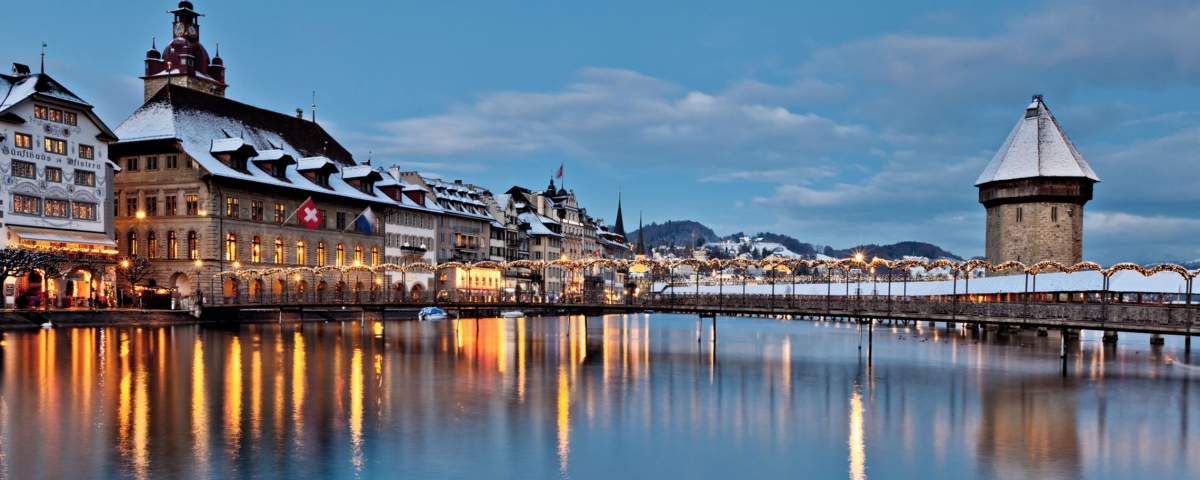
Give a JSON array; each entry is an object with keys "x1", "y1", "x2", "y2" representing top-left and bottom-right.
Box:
[{"x1": 216, "y1": 256, "x2": 1200, "y2": 280}]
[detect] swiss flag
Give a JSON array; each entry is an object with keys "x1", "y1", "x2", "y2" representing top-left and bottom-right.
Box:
[{"x1": 296, "y1": 197, "x2": 322, "y2": 230}]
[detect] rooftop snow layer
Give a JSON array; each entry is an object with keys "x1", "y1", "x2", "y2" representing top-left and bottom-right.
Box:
[{"x1": 976, "y1": 97, "x2": 1099, "y2": 185}]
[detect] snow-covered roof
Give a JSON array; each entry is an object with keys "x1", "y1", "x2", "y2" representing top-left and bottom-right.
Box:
[
  {"x1": 0, "y1": 72, "x2": 117, "y2": 143},
  {"x1": 976, "y1": 96, "x2": 1100, "y2": 185},
  {"x1": 519, "y1": 212, "x2": 561, "y2": 237},
  {"x1": 210, "y1": 137, "x2": 253, "y2": 154},
  {"x1": 341, "y1": 165, "x2": 381, "y2": 181}
]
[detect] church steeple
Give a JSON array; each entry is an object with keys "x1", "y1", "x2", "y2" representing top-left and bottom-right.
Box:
[
  {"x1": 142, "y1": 1, "x2": 227, "y2": 101},
  {"x1": 636, "y1": 211, "x2": 646, "y2": 256},
  {"x1": 613, "y1": 191, "x2": 627, "y2": 240}
]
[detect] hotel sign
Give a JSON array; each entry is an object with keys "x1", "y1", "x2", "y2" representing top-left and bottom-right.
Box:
[{"x1": 1, "y1": 145, "x2": 100, "y2": 171}]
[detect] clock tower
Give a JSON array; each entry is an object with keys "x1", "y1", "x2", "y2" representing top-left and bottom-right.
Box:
[{"x1": 142, "y1": 1, "x2": 227, "y2": 101}]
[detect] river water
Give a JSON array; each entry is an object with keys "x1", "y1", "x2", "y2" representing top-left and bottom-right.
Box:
[{"x1": 0, "y1": 314, "x2": 1196, "y2": 479}]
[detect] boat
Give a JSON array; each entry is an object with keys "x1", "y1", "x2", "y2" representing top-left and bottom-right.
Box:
[
  {"x1": 418, "y1": 307, "x2": 449, "y2": 321},
  {"x1": 40, "y1": 321, "x2": 54, "y2": 329},
  {"x1": 500, "y1": 311, "x2": 525, "y2": 318}
]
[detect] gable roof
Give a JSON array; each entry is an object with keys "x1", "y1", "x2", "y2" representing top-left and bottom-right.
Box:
[
  {"x1": 0, "y1": 72, "x2": 117, "y2": 141},
  {"x1": 976, "y1": 96, "x2": 1100, "y2": 186}
]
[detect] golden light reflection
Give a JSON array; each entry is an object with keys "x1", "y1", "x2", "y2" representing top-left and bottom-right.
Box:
[
  {"x1": 517, "y1": 317, "x2": 527, "y2": 402},
  {"x1": 191, "y1": 336, "x2": 210, "y2": 476},
  {"x1": 849, "y1": 385, "x2": 866, "y2": 480},
  {"x1": 350, "y1": 347, "x2": 365, "y2": 473},
  {"x1": 132, "y1": 362, "x2": 149, "y2": 480},
  {"x1": 251, "y1": 340, "x2": 263, "y2": 442},
  {"x1": 225, "y1": 336, "x2": 243, "y2": 454},
  {"x1": 292, "y1": 330, "x2": 306, "y2": 449},
  {"x1": 118, "y1": 332, "x2": 131, "y2": 457},
  {"x1": 556, "y1": 366, "x2": 571, "y2": 477}
]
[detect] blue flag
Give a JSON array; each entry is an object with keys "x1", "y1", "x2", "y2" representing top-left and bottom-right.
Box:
[{"x1": 350, "y1": 206, "x2": 378, "y2": 234}]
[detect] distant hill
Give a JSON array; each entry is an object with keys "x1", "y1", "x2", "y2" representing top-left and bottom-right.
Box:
[
  {"x1": 633, "y1": 220, "x2": 961, "y2": 260},
  {"x1": 628, "y1": 220, "x2": 719, "y2": 248}
]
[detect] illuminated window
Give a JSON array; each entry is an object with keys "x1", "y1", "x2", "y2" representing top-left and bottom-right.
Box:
[
  {"x1": 251, "y1": 200, "x2": 264, "y2": 221},
  {"x1": 225, "y1": 195, "x2": 239, "y2": 218},
  {"x1": 44, "y1": 198, "x2": 68, "y2": 218},
  {"x1": 185, "y1": 194, "x2": 199, "y2": 216},
  {"x1": 79, "y1": 144, "x2": 94, "y2": 160},
  {"x1": 71, "y1": 201, "x2": 96, "y2": 220},
  {"x1": 225, "y1": 233, "x2": 238, "y2": 261},
  {"x1": 43, "y1": 137, "x2": 66, "y2": 155},
  {"x1": 317, "y1": 241, "x2": 327, "y2": 267},
  {"x1": 274, "y1": 237, "x2": 285, "y2": 265},
  {"x1": 274, "y1": 202, "x2": 286, "y2": 223},
  {"x1": 34, "y1": 105, "x2": 47, "y2": 120},
  {"x1": 296, "y1": 240, "x2": 306, "y2": 265},
  {"x1": 46, "y1": 167, "x2": 62, "y2": 183},
  {"x1": 148, "y1": 231, "x2": 159, "y2": 259},
  {"x1": 353, "y1": 244, "x2": 363, "y2": 265},
  {"x1": 371, "y1": 246, "x2": 380, "y2": 266},
  {"x1": 11, "y1": 160, "x2": 35, "y2": 178},
  {"x1": 12, "y1": 194, "x2": 40, "y2": 215},
  {"x1": 127, "y1": 231, "x2": 138, "y2": 256},
  {"x1": 336, "y1": 243, "x2": 345, "y2": 266},
  {"x1": 74, "y1": 170, "x2": 95, "y2": 187},
  {"x1": 188, "y1": 231, "x2": 199, "y2": 260},
  {"x1": 14, "y1": 133, "x2": 32, "y2": 150},
  {"x1": 251, "y1": 236, "x2": 262, "y2": 262},
  {"x1": 63, "y1": 111, "x2": 77, "y2": 126},
  {"x1": 126, "y1": 197, "x2": 138, "y2": 217},
  {"x1": 167, "y1": 231, "x2": 178, "y2": 259}
]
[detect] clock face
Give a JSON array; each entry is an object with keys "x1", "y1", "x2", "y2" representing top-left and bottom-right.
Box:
[
  {"x1": 187, "y1": 25, "x2": 197, "y2": 37},
  {"x1": 174, "y1": 23, "x2": 185, "y2": 36}
]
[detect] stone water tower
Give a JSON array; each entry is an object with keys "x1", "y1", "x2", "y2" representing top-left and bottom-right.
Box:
[{"x1": 976, "y1": 95, "x2": 1099, "y2": 266}]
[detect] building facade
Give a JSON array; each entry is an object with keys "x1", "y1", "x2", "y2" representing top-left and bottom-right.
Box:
[
  {"x1": 112, "y1": 2, "x2": 390, "y2": 306},
  {"x1": 379, "y1": 169, "x2": 439, "y2": 300},
  {"x1": 0, "y1": 64, "x2": 120, "y2": 307},
  {"x1": 976, "y1": 95, "x2": 1099, "y2": 266}
]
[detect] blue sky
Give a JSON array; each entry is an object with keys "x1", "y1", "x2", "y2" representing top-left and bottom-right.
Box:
[{"x1": 5, "y1": 0, "x2": 1199, "y2": 262}]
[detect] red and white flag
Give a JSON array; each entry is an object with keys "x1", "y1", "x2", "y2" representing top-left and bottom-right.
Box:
[{"x1": 284, "y1": 196, "x2": 323, "y2": 230}]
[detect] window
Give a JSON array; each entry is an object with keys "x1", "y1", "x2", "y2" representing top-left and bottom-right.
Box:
[
  {"x1": 1016, "y1": 207, "x2": 1023, "y2": 223},
  {"x1": 185, "y1": 194, "x2": 199, "y2": 216},
  {"x1": 146, "y1": 156, "x2": 159, "y2": 170},
  {"x1": 188, "y1": 231, "x2": 199, "y2": 260},
  {"x1": 74, "y1": 170, "x2": 95, "y2": 187},
  {"x1": 225, "y1": 233, "x2": 238, "y2": 261},
  {"x1": 186, "y1": 157, "x2": 194, "y2": 169},
  {"x1": 127, "y1": 231, "x2": 138, "y2": 256},
  {"x1": 274, "y1": 202, "x2": 286, "y2": 223},
  {"x1": 353, "y1": 245, "x2": 363, "y2": 265},
  {"x1": 251, "y1": 200, "x2": 264, "y2": 221},
  {"x1": 274, "y1": 237, "x2": 284, "y2": 265},
  {"x1": 166, "y1": 155, "x2": 178, "y2": 169},
  {"x1": 34, "y1": 105, "x2": 47, "y2": 120},
  {"x1": 46, "y1": 167, "x2": 62, "y2": 183},
  {"x1": 318, "y1": 209, "x2": 328, "y2": 228},
  {"x1": 126, "y1": 197, "x2": 138, "y2": 217},
  {"x1": 13, "y1": 194, "x2": 40, "y2": 215},
  {"x1": 1051, "y1": 206, "x2": 1059, "y2": 223},
  {"x1": 336, "y1": 212, "x2": 347, "y2": 230},
  {"x1": 11, "y1": 160, "x2": 35, "y2": 178},
  {"x1": 251, "y1": 236, "x2": 262, "y2": 263},
  {"x1": 63, "y1": 111, "x2": 77, "y2": 126},
  {"x1": 14, "y1": 133, "x2": 32, "y2": 150},
  {"x1": 167, "y1": 231, "x2": 178, "y2": 259},
  {"x1": 44, "y1": 198, "x2": 68, "y2": 218},
  {"x1": 43, "y1": 137, "x2": 66, "y2": 155},
  {"x1": 371, "y1": 246, "x2": 380, "y2": 266},
  {"x1": 317, "y1": 241, "x2": 327, "y2": 267},
  {"x1": 79, "y1": 144, "x2": 94, "y2": 160},
  {"x1": 145, "y1": 196, "x2": 158, "y2": 216},
  {"x1": 148, "y1": 231, "x2": 158, "y2": 259},
  {"x1": 225, "y1": 196, "x2": 239, "y2": 218},
  {"x1": 72, "y1": 201, "x2": 96, "y2": 220},
  {"x1": 165, "y1": 195, "x2": 177, "y2": 216},
  {"x1": 296, "y1": 240, "x2": 306, "y2": 265},
  {"x1": 35, "y1": 106, "x2": 75, "y2": 125},
  {"x1": 126, "y1": 157, "x2": 139, "y2": 171},
  {"x1": 336, "y1": 243, "x2": 345, "y2": 266}
]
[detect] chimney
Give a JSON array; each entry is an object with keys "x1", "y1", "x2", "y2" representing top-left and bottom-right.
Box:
[
  {"x1": 295, "y1": 108, "x2": 304, "y2": 119},
  {"x1": 11, "y1": 63, "x2": 31, "y2": 77}
]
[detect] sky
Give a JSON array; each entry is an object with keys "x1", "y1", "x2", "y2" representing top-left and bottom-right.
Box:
[{"x1": 4, "y1": 0, "x2": 1198, "y2": 263}]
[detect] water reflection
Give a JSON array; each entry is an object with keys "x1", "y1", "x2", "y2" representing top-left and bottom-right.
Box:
[{"x1": 0, "y1": 316, "x2": 1198, "y2": 479}]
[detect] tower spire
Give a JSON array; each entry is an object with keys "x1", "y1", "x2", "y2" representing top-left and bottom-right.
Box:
[
  {"x1": 636, "y1": 211, "x2": 646, "y2": 256},
  {"x1": 613, "y1": 190, "x2": 626, "y2": 239}
]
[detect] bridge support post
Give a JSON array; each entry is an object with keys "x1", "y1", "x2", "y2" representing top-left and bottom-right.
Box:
[
  {"x1": 1102, "y1": 331, "x2": 1118, "y2": 344},
  {"x1": 1036, "y1": 326, "x2": 1048, "y2": 337},
  {"x1": 1060, "y1": 330, "x2": 1068, "y2": 377},
  {"x1": 1150, "y1": 334, "x2": 1165, "y2": 346}
]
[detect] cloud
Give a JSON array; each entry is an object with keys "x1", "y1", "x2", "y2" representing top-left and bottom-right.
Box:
[{"x1": 360, "y1": 67, "x2": 868, "y2": 167}]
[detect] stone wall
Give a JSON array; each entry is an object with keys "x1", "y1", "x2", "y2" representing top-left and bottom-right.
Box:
[{"x1": 985, "y1": 201, "x2": 1084, "y2": 265}]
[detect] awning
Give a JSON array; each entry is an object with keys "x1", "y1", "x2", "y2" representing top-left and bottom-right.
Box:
[{"x1": 9, "y1": 226, "x2": 118, "y2": 253}]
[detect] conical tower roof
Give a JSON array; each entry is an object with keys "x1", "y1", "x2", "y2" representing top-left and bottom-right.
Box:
[{"x1": 975, "y1": 95, "x2": 1099, "y2": 186}]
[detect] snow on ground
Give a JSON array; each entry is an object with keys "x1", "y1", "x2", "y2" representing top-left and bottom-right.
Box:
[{"x1": 656, "y1": 270, "x2": 1198, "y2": 296}]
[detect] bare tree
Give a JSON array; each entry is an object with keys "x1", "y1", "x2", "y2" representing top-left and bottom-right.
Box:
[
  {"x1": 0, "y1": 248, "x2": 47, "y2": 308},
  {"x1": 118, "y1": 256, "x2": 154, "y2": 308}
]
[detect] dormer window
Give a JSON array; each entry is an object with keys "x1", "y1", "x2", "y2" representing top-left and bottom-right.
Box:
[
  {"x1": 297, "y1": 157, "x2": 338, "y2": 189},
  {"x1": 210, "y1": 138, "x2": 258, "y2": 172},
  {"x1": 251, "y1": 149, "x2": 296, "y2": 181}
]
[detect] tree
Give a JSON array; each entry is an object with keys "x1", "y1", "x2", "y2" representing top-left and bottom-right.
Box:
[
  {"x1": 0, "y1": 248, "x2": 48, "y2": 308},
  {"x1": 118, "y1": 256, "x2": 154, "y2": 308}
]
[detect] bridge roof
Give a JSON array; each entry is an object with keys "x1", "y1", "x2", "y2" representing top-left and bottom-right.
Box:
[{"x1": 975, "y1": 96, "x2": 1099, "y2": 186}]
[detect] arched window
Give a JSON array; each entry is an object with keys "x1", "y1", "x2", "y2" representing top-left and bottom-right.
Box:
[
  {"x1": 296, "y1": 239, "x2": 306, "y2": 266},
  {"x1": 225, "y1": 233, "x2": 238, "y2": 261},
  {"x1": 336, "y1": 243, "x2": 345, "y2": 266},
  {"x1": 148, "y1": 231, "x2": 158, "y2": 259},
  {"x1": 167, "y1": 231, "x2": 178, "y2": 259},
  {"x1": 188, "y1": 231, "x2": 199, "y2": 260},
  {"x1": 371, "y1": 246, "x2": 380, "y2": 266},
  {"x1": 127, "y1": 231, "x2": 138, "y2": 256},
  {"x1": 251, "y1": 235, "x2": 262, "y2": 263},
  {"x1": 274, "y1": 237, "x2": 284, "y2": 265},
  {"x1": 317, "y1": 241, "x2": 327, "y2": 267},
  {"x1": 353, "y1": 244, "x2": 363, "y2": 265}
]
